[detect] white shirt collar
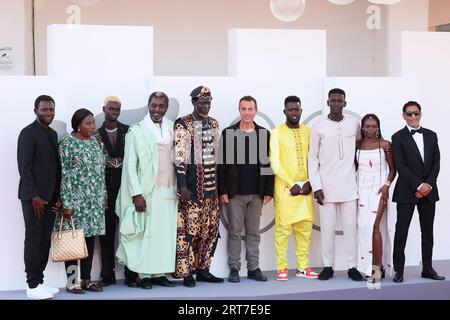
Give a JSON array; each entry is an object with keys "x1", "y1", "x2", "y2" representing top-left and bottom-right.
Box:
[{"x1": 406, "y1": 124, "x2": 422, "y2": 133}]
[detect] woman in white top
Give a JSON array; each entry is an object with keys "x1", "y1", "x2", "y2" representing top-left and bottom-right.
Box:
[{"x1": 356, "y1": 114, "x2": 396, "y2": 282}]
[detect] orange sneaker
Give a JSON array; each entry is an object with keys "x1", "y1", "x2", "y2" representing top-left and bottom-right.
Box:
[
  {"x1": 296, "y1": 267, "x2": 319, "y2": 279},
  {"x1": 276, "y1": 268, "x2": 289, "y2": 281}
]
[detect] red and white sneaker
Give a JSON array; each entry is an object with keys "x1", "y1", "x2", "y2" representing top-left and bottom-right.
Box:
[
  {"x1": 296, "y1": 267, "x2": 319, "y2": 279},
  {"x1": 276, "y1": 268, "x2": 289, "y2": 281}
]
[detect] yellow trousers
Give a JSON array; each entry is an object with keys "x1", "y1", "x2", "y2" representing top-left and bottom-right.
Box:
[{"x1": 274, "y1": 219, "x2": 313, "y2": 270}]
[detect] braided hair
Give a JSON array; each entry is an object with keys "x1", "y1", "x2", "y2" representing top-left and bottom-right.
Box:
[{"x1": 357, "y1": 113, "x2": 383, "y2": 184}]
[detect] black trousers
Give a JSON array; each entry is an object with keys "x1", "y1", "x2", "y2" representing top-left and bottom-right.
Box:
[
  {"x1": 99, "y1": 168, "x2": 121, "y2": 278},
  {"x1": 65, "y1": 236, "x2": 96, "y2": 282},
  {"x1": 393, "y1": 200, "x2": 436, "y2": 272},
  {"x1": 99, "y1": 168, "x2": 138, "y2": 280},
  {"x1": 22, "y1": 200, "x2": 55, "y2": 289}
]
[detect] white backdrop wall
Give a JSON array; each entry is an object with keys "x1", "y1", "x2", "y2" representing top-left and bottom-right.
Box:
[{"x1": 0, "y1": 26, "x2": 448, "y2": 290}]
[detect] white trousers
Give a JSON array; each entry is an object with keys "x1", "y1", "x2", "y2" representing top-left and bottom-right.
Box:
[{"x1": 320, "y1": 201, "x2": 358, "y2": 269}]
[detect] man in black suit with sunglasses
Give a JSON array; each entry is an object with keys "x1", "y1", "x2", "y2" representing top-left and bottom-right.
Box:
[{"x1": 391, "y1": 101, "x2": 445, "y2": 283}]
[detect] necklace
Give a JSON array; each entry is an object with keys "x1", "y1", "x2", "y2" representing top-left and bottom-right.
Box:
[{"x1": 105, "y1": 127, "x2": 118, "y2": 133}]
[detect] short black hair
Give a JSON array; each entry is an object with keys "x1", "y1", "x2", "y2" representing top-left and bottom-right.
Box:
[
  {"x1": 239, "y1": 95, "x2": 257, "y2": 108},
  {"x1": 34, "y1": 95, "x2": 55, "y2": 109},
  {"x1": 148, "y1": 91, "x2": 169, "y2": 106},
  {"x1": 71, "y1": 108, "x2": 93, "y2": 133},
  {"x1": 284, "y1": 95, "x2": 301, "y2": 107},
  {"x1": 402, "y1": 101, "x2": 421, "y2": 113},
  {"x1": 328, "y1": 88, "x2": 346, "y2": 99}
]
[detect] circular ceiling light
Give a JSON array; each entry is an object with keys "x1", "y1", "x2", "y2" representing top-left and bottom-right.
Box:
[{"x1": 270, "y1": 0, "x2": 306, "y2": 22}]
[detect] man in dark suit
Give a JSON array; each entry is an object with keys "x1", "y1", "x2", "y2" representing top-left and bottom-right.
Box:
[
  {"x1": 391, "y1": 101, "x2": 445, "y2": 283},
  {"x1": 217, "y1": 95, "x2": 274, "y2": 283},
  {"x1": 95, "y1": 96, "x2": 138, "y2": 287},
  {"x1": 17, "y1": 95, "x2": 61, "y2": 299}
]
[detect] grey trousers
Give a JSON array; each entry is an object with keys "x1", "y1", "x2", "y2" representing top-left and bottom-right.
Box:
[{"x1": 227, "y1": 194, "x2": 264, "y2": 271}]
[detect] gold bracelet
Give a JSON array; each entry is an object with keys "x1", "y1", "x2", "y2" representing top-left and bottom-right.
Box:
[{"x1": 384, "y1": 181, "x2": 391, "y2": 187}]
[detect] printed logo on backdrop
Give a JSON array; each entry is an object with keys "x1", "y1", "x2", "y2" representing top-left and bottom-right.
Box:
[
  {"x1": 66, "y1": 265, "x2": 79, "y2": 288},
  {"x1": 0, "y1": 47, "x2": 13, "y2": 70},
  {"x1": 220, "y1": 112, "x2": 276, "y2": 238},
  {"x1": 67, "y1": 0, "x2": 101, "y2": 24},
  {"x1": 66, "y1": 0, "x2": 402, "y2": 30},
  {"x1": 220, "y1": 110, "x2": 362, "y2": 238},
  {"x1": 270, "y1": 0, "x2": 403, "y2": 30},
  {"x1": 52, "y1": 103, "x2": 361, "y2": 238},
  {"x1": 52, "y1": 98, "x2": 180, "y2": 141}
]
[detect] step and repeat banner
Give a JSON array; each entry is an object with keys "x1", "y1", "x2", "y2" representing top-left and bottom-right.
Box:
[{"x1": 0, "y1": 26, "x2": 448, "y2": 290}]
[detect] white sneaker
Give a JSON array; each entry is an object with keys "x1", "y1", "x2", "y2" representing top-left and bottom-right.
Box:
[
  {"x1": 40, "y1": 284, "x2": 59, "y2": 294},
  {"x1": 26, "y1": 285, "x2": 53, "y2": 300}
]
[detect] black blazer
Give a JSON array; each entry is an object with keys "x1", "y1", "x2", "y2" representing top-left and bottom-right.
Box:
[
  {"x1": 217, "y1": 121, "x2": 274, "y2": 199},
  {"x1": 392, "y1": 126, "x2": 440, "y2": 203},
  {"x1": 17, "y1": 120, "x2": 60, "y2": 202},
  {"x1": 97, "y1": 121, "x2": 129, "y2": 162}
]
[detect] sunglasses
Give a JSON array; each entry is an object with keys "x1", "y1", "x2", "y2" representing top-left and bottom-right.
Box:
[{"x1": 404, "y1": 111, "x2": 421, "y2": 117}]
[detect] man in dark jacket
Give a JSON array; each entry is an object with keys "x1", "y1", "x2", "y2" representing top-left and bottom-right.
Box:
[
  {"x1": 17, "y1": 95, "x2": 61, "y2": 299},
  {"x1": 217, "y1": 95, "x2": 274, "y2": 283},
  {"x1": 96, "y1": 96, "x2": 138, "y2": 287},
  {"x1": 391, "y1": 101, "x2": 445, "y2": 283}
]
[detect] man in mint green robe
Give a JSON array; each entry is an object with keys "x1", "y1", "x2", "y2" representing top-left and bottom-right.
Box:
[{"x1": 116, "y1": 92, "x2": 178, "y2": 288}]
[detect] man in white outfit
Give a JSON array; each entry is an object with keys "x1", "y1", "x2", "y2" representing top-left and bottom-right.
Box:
[{"x1": 308, "y1": 88, "x2": 363, "y2": 281}]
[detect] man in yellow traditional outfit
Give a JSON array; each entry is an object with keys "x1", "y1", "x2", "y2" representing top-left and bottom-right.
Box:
[{"x1": 269, "y1": 96, "x2": 318, "y2": 281}]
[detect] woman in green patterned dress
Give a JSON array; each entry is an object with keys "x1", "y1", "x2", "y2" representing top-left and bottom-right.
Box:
[{"x1": 57, "y1": 108, "x2": 107, "y2": 294}]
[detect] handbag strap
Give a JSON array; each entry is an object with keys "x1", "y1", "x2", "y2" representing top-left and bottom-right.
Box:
[{"x1": 57, "y1": 215, "x2": 78, "y2": 240}]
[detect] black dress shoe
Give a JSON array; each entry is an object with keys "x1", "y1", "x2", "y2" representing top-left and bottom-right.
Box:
[
  {"x1": 196, "y1": 269, "x2": 224, "y2": 283},
  {"x1": 247, "y1": 268, "x2": 268, "y2": 282},
  {"x1": 228, "y1": 269, "x2": 240, "y2": 283},
  {"x1": 152, "y1": 276, "x2": 177, "y2": 287},
  {"x1": 139, "y1": 278, "x2": 152, "y2": 289},
  {"x1": 124, "y1": 277, "x2": 139, "y2": 288},
  {"x1": 348, "y1": 268, "x2": 363, "y2": 281},
  {"x1": 183, "y1": 274, "x2": 196, "y2": 287},
  {"x1": 393, "y1": 272, "x2": 403, "y2": 283},
  {"x1": 99, "y1": 275, "x2": 116, "y2": 287},
  {"x1": 421, "y1": 269, "x2": 445, "y2": 281},
  {"x1": 318, "y1": 267, "x2": 334, "y2": 281}
]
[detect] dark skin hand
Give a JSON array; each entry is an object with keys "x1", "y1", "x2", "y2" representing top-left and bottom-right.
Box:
[
  {"x1": 301, "y1": 181, "x2": 312, "y2": 195},
  {"x1": 133, "y1": 194, "x2": 147, "y2": 213},
  {"x1": 51, "y1": 199, "x2": 62, "y2": 214},
  {"x1": 289, "y1": 184, "x2": 302, "y2": 196},
  {"x1": 179, "y1": 187, "x2": 193, "y2": 202},
  {"x1": 314, "y1": 190, "x2": 325, "y2": 205},
  {"x1": 32, "y1": 196, "x2": 48, "y2": 218},
  {"x1": 63, "y1": 208, "x2": 73, "y2": 218},
  {"x1": 290, "y1": 182, "x2": 312, "y2": 196}
]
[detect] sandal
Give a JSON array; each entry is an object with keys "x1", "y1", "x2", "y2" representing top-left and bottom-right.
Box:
[
  {"x1": 81, "y1": 280, "x2": 103, "y2": 292},
  {"x1": 66, "y1": 284, "x2": 85, "y2": 294}
]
